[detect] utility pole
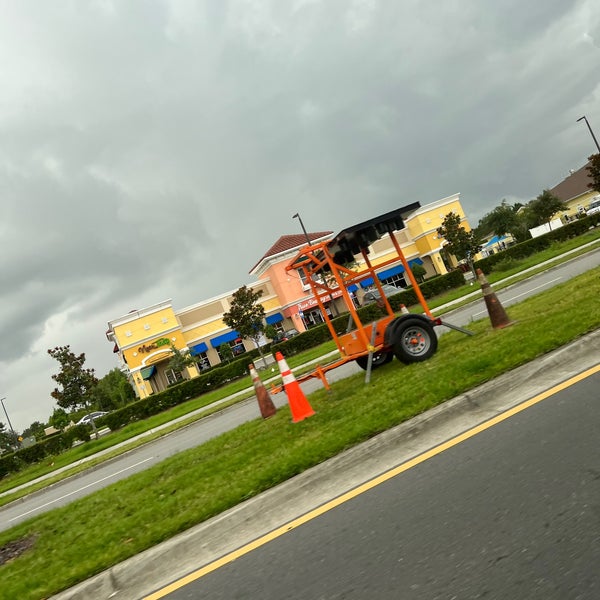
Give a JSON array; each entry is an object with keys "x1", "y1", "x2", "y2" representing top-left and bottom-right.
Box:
[
  {"x1": 292, "y1": 213, "x2": 312, "y2": 247},
  {"x1": 1, "y1": 396, "x2": 17, "y2": 438},
  {"x1": 577, "y1": 116, "x2": 600, "y2": 153}
]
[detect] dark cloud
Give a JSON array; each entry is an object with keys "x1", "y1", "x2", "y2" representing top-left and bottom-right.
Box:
[{"x1": 1, "y1": 0, "x2": 599, "y2": 430}]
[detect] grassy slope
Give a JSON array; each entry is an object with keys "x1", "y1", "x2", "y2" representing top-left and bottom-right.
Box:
[{"x1": 0, "y1": 266, "x2": 599, "y2": 599}]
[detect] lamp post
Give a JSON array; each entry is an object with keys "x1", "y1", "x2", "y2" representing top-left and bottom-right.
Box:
[
  {"x1": 577, "y1": 116, "x2": 600, "y2": 153},
  {"x1": 292, "y1": 212, "x2": 312, "y2": 246},
  {"x1": 0, "y1": 396, "x2": 16, "y2": 438}
]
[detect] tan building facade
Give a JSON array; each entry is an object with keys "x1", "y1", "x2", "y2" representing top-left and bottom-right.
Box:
[
  {"x1": 549, "y1": 161, "x2": 599, "y2": 219},
  {"x1": 106, "y1": 195, "x2": 472, "y2": 398}
]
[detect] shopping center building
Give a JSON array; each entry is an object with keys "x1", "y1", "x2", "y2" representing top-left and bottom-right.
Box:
[{"x1": 106, "y1": 194, "x2": 470, "y2": 398}]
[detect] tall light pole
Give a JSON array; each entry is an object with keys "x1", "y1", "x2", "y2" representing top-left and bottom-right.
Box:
[
  {"x1": 292, "y1": 213, "x2": 312, "y2": 246},
  {"x1": 577, "y1": 116, "x2": 600, "y2": 153},
  {"x1": 0, "y1": 396, "x2": 16, "y2": 438}
]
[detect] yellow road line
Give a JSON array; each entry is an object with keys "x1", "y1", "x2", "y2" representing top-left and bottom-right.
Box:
[{"x1": 145, "y1": 364, "x2": 600, "y2": 599}]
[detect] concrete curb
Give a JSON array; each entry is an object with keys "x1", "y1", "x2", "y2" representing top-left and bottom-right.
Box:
[{"x1": 51, "y1": 328, "x2": 600, "y2": 600}]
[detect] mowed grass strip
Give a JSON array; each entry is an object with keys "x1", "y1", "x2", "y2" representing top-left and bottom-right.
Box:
[
  {"x1": 2, "y1": 231, "x2": 599, "y2": 499},
  {"x1": 1, "y1": 268, "x2": 599, "y2": 600}
]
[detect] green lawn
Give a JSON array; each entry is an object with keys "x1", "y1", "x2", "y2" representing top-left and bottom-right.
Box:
[
  {"x1": 1, "y1": 229, "x2": 599, "y2": 502},
  {"x1": 0, "y1": 266, "x2": 599, "y2": 600}
]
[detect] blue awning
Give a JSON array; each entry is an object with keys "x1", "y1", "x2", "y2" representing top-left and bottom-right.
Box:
[
  {"x1": 377, "y1": 264, "x2": 405, "y2": 280},
  {"x1": 483, "y1": 235, "x2": 508, "y2": 248},
  {"x1": 266, "y1": 312, "x2": 284, "y2": 325},
  {"x1": 210, "y1": 330, "x2": 240, "y2": 348},
  {"x1": 190, "y1": 342, "x2": 208, "y2": 355},
  {"x1": 377, "y1": 259, "x2": 423, "y2": 281},
  {"x1": 360, "y1": 277, "x2": 374, "y2": 288},
  {"x1": 140, "y1": 365, "x2": 156, "y2": 380}
]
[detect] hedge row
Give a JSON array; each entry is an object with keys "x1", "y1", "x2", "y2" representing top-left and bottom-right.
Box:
[
  {"x1": 0, "y1": 424, "x2": 94, "y2": 479},
  {"x1": 474, "y1": 215, "x2": 600, "y2": 274},
  {"x1": 0, "y1": 350, "x2": 270, "y2": 477}
]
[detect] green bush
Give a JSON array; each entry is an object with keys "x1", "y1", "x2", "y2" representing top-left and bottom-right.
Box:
[
  {"x1": 0, "y1": 451, "x2": 22, "y2": 479},
  {"x1": 492, "y1": 256, "x2": 521, "y2": 272},
  {"x1": 474, "y1": 216, "x2": 599, "y2": 274}
]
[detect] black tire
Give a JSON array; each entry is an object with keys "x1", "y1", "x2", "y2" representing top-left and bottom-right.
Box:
[
  {"x1": 355, "y1": 351, "x2": 394, "y2": 370},
  {"x1": 392, "y1": 318, "x2": 437, "y2": 364}
]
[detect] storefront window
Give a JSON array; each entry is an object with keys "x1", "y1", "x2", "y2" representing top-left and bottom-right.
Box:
[
  {"x1": 165, "y1": 369, "x2": 184, "y2": 386},
  {"x1": 380, "y1": 273, "x2": 407, "y2": 289},
  {"x1": 195, "y1": 352, "x2": 211, "y2": 371},
  {"x1": 217, "y1": 339, "x2": 246, "y2": 361},
  {"x1": 302, "y1": 308, "x2": 326, "y2": 328}
]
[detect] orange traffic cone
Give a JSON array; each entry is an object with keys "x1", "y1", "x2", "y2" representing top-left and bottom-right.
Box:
[
  {"x1": 275, "y1": 352, "x2": 315, "y2": 423},
  {"x1": 399, "y1": 304, "x2": 410, "y2": 315},
  {"x1": 476, "y1": 269, "x2": 514, "y2": 329},
  {"x1": 249, "y1": 364, "x2": 277, "y2": 419}
]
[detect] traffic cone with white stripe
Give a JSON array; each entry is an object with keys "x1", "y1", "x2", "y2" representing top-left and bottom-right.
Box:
[
  {"x1": 275, "y1": 352, "x2": 315, "y2": 423},
  {"x1": 399, "y1": 304, "x2": 410, "y2": 315},
  {"x1": 249, "y1": 364, "x2": 277, "y2": 419}
]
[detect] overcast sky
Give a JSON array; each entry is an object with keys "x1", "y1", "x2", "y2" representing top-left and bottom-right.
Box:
[{"x1": 1, "y1": 0, "x2": 599, "y2": 432}]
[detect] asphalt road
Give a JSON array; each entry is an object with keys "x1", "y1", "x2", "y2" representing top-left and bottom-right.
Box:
[
  {"x1": 52, "y1": 327, "x2": 600, "y2": 600},
  {"x1": 2, "y1": 248, "x2": 598, "y2": 533},
  {"x1": 156, "y1": 370, "x2": 600, "y2": 600}
]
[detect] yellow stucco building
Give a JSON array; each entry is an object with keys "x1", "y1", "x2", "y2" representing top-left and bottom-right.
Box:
[{"x1": 106, "y1": 195, "x2": 473, "y2": 398}]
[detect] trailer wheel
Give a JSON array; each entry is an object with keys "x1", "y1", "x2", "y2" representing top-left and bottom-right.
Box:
[
  {"x1": 392, "y1": 318, "x2": 437, "y2": 364},
  {"x1": 355, "y1": 351, "x2": 393, "y2": 370}
]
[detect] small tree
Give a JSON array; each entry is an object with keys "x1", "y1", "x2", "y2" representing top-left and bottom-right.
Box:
[
  {"x1": 93, "y1": 368, "x2": 136, "y2": 411},
  {"x1": 585, "y1": 153, "x2": 600, "y2": 192},
  {"x1": 0, "y1": 422, "x2": 19, "y2": 453},
  {"x1": 219, "y1": 343, "x2": 234, "y2": 363},
  {"x1": 48, "y1": 345, "x2": 98, "y2": 412},
  {"x1": 410, "y1": 263, "x2": 427, "y2": 283},
  {"x1": 437, "y1": 212, "x2": 482, "y2": 275},
  {"x1": 264, "y1": 324, "x2": 278, "y2": 341},
  {"x1": 476, "y1": 200, "x2": 531, "y2": 244},
  {"x1": 49, "y1": 407, "x2": 70, "y2": 430},
  {"x1": 476, "y1": 199, "x2": 521, "y2": 238},
  {"x1": 22, "y1": 421, "x2": 47, "y2": 441},
  {"x1": 527, "y1": 190, "x2": 566, "y2": 230},
  {"x1": 167, "y1": 345, "x2": 197, "y2": 378},
  {"x1": 222, "y1": 285, "x2": 267, "y2": 360}
]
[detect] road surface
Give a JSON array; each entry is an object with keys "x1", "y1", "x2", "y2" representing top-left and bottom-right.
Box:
[{"x1": 152, "y1": 369, "x2": 600, "y2": 599}]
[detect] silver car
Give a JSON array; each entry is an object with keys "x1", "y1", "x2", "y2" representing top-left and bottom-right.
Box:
[{"x1": 362, "y1": 285, "x2": 401, "y2": 305}]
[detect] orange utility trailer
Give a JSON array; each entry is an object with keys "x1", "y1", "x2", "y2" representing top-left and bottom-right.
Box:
[{"x1": 281, "y1": 204, "x2": 466, "y2": 387}]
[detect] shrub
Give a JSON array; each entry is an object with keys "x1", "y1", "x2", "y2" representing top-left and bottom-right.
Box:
[{"x1": 492, "y1": 256, "x2": 521, "y2": 272}]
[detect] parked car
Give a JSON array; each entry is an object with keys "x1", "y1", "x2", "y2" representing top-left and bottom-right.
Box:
[
  {"x1": 361, "y1": 285, "x2": 401, "y2": 306},
  {"x1": 76, "y1": 411, "x2": 108, "y2": 426},
  {"x1": 272, "y1": 328, "x2": 300, "y2": 343},
  {"x1": 586, "y1": 196, "x2": 600, "y2": 216}
]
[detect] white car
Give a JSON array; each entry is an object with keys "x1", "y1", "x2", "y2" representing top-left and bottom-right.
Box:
[
  {"x1": 586, "y1": 196, "x2": 600, "y2": 216},
  {"x1": 76, "y1": 411, "x2": 108, "y2": 426}
]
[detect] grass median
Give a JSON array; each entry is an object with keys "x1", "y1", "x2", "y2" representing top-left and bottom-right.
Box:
[
  {"x1": 2, "y1": 230, "x2": 599, "y2": 503},
  {"x1": 0, "y1": 266, "x2": 599, "y2": 600}
]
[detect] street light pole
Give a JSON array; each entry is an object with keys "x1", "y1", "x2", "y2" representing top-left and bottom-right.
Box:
[
  {"x1": 577, "y1": 116, "x2": 600, "y2": 153},
  {"x1": 292, "y1": 213, "x2": 312, "y2": 246},
  {"x1": 0, "y1": 397, "x2": 16, "y2": 438}
]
